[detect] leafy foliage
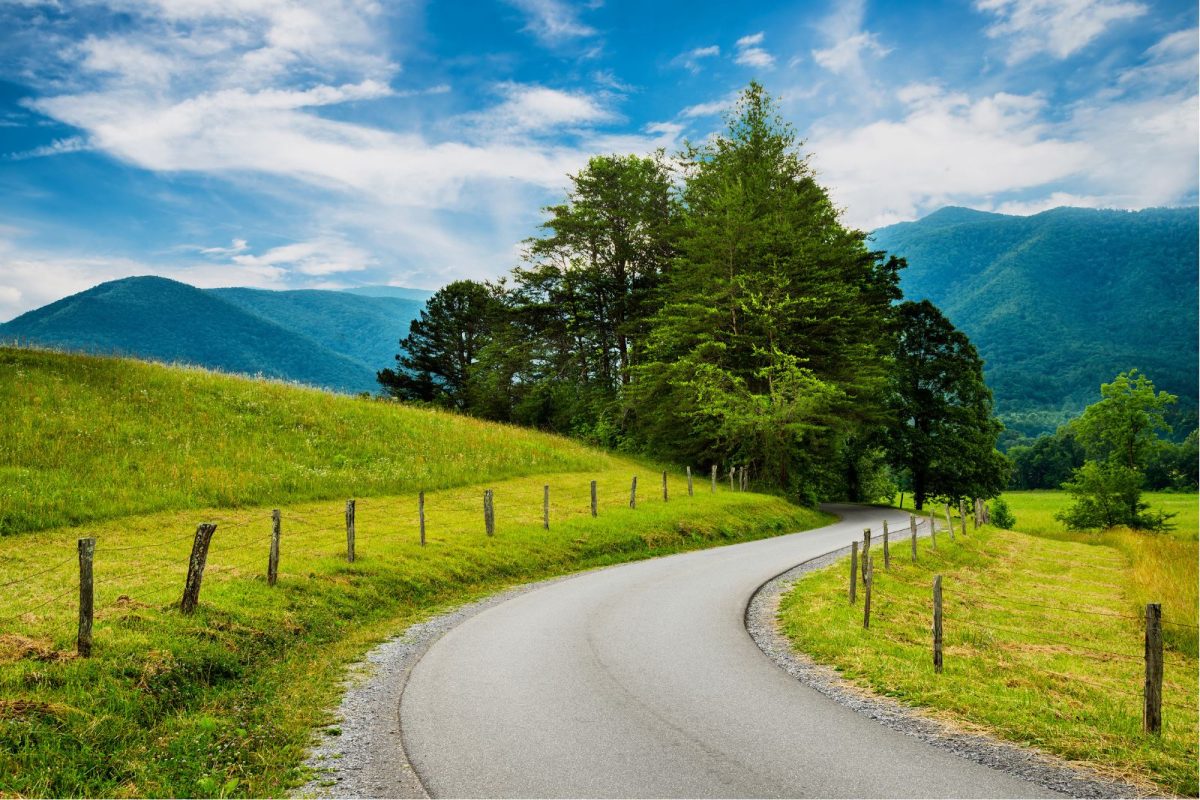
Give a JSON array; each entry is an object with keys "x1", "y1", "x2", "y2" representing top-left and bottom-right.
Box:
[{"x1": 989, "y1": 497, "x2": 1016, "y2": 529}]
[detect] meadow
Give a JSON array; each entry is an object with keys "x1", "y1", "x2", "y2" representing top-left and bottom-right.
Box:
[
  {"x1": 0, "y1": 348, "x2": 826, "y2": 797},
  {"x1": 782, "y1": 495, "x2": 1200, "y2": 795}
]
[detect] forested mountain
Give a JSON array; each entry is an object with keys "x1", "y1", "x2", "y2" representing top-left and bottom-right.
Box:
[
  {"x1": 871, "y1": 206, "x2": 1199, "y2": 443},
  {"x1": 342, "y1": 285, "x2": 436, "y2": 302},
  {"x1": 0, "y1": 277, "x2": 423, "y2": 393}
]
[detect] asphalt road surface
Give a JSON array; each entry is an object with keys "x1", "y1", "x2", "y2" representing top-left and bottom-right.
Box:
[{"x1": 399, "y1": 504, "x2": 1056, "y2": 798}]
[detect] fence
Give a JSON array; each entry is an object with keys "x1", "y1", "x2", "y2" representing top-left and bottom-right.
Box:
[
  {"x1": 841, "y1": 506, "x2": 1196, "y2": 735},
  {"x1": 0, "y1": 463, "x2": 764, "y2": 661}
]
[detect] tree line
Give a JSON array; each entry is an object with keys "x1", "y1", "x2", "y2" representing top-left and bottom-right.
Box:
[{"x1": 379, "y1": 84, "x2": 1007, "y2": 509}]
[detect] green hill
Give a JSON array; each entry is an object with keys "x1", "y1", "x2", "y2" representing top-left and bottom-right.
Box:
[
  {"x1": 0, "y1": 347, "x2": 820, "y2": 797},
  {"x1": 0, "y1": 277, "x2": 424, "y2": 394},
  {"x1": 872, "y1": 206, "x2": 1199, "y2": 442}
]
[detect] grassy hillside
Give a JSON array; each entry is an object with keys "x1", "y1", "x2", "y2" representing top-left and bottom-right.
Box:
[
  {"x1": 0, "y1": 346, "x2": 617, "y2": 535},
  {"x1": 779, "y1": 521, "x2": 1198, "y2": 795},
  {"x1": 872, "y1": 206, "x2": 1199, "y2": 441},
  {"x1": 0, "y1": 347, "x2": 827, "y2": 797}
]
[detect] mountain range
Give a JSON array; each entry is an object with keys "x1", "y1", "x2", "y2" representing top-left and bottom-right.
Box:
[
  {"x1": 872, "y1": 205, "x2": 1198, "y2": 442},
  {"x1": 0, "y1": 277, "x2": 424, "y2": 394}
]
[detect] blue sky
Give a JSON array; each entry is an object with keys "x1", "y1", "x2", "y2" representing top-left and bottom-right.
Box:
[{"x1": 0, "y1": 0, "x2": 1196, "y2": 320}]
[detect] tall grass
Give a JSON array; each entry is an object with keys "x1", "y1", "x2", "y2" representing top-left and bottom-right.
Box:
[{"x1": 0, "y1": 347, "x2": 618, "y2": 535}]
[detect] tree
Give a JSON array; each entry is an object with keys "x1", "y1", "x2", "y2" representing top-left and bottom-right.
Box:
[
  {"x1": 1055, "y1": 461, "x2": 1169, "y2": 530},
  {"x1": 377, "y1": 280, "x2": 502, "y2": 409},
  {"x1": 1072, "y1": 369, "x2": 1176, "y2": 470},
  {"x1": 886, "y1": 300, "x2": 1007, "y2": 509},
  {"x1": 629, "y1": 82, "x2": 903, "y2": 498},
  {"x1": 1007, "y1": 427, "x2": 1085, "y2": 489}
]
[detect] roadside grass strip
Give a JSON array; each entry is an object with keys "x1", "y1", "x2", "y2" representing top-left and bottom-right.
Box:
[
  {"x1": 0, "y1": 470, "x2": 827, "y2": 798},
  {"x1": 778, "y1": 524, "x2": 1199, "y2": 796}
]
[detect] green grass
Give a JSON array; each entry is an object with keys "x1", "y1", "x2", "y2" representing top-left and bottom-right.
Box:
[
  {"x1": 0, "y1": 347, "x2": 621, "y2": 535},
  {"x1": 0, "y1": 348, "x2": 830, "y2": 797},
  {"x1": 779, "y1": 522, "x2": 1199, "y2": 796}
]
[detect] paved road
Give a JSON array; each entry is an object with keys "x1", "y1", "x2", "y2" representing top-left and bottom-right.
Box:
[{"x1": 399, "y1": 504, "x2": 1054, "y2": 798}]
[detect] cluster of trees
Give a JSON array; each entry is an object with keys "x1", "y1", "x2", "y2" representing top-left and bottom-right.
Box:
[
  {"x1": 1035, "y1": 370, "x2": 1187, "y2": 530},
  {"x1": 379, "y1": 84, "x2": 1008, "y2": 508}
]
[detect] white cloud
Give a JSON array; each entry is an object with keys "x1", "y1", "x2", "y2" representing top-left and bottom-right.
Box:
[
  {"x1": 734, "y1": 32, "x2": 775, "y2": 69},
  {"x1": 813, "y1": 31, "x2": 889, "y2": 73},
  {"x1": 671, "y1": 44, "x2": 720, "y2": 73},
  {"x1": 480, "y1": 83, "x2": 613, "y2": 134},
  {"x1": 809, "y1": 85, "x2": 1093, "y2": 228},
  {"x1": 988, "y1": 191, "x2": 1110, "y2": 215},
  {"x1": 7, "y1": 135, "x2": 90, "y2": 160},
  {"x1": 232, "y1": 237, "x2": 372, "y2": 276},
  {"x1": 199, "y1": 238, "x2": 249, "y2": 256},
  {"x1": 976, "y1": 0, "x2": 1148, "y2": 63},
  {"x1": 504, "y1": 0, "x2": 597, "y2": 45},
  {"x1": 811, "y1": 0, "x2": 888, "y2": 88}
]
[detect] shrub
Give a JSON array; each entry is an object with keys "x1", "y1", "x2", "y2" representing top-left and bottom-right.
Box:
[
  {"x1": 989, "y1": 498, "x2": 1016, "y2": 529},
  {"x1": 1056, "y1": 460, "x2": 1174, "y2": 531}
]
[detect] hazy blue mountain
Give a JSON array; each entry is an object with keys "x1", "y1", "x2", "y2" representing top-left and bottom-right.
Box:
[
  {"x1": 0, "y1": 277, "x2": 425, "y2": 393},
  {"x1": 872, "y1": 206, "x2": 1199, "y2": 443},
  {"x1": 341, "y1": 285, "x2": 437, "y2": 302},
  {"x1": 209, "y1": 287, "x2": 423, "y2": 379}
]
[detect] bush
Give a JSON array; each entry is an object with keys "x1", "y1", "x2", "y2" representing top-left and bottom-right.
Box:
[
  {"x1": 1056, "y1": 460, "x2": 1174, "y2": 531},
  {"x1": 989, "y1": 498, "x2": 1016, "y2": 529}
]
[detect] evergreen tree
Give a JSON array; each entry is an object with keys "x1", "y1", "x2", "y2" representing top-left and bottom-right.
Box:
[
  {"x1": 887, "y1": 300, "x2": 1007, "y2": 509},
  {"x1": 377, "y1": 280, "x2": 503, "y2": 409}
]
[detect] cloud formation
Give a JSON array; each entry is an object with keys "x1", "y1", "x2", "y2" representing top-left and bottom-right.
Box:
[
  {"x1": 735, "y1": 33, "x2": 775, "y2": 69},
  {"x1": 976, "y1": 0, "x2": 1148, "y2": 62}
]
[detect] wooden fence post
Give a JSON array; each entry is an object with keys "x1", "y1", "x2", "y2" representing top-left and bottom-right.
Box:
[
  {"x1": 687, "y1": 466, "x2": 694, "y2": 497},
  {"x1": 933, "y1": 574, "x2": 943, "y2": 674},
  {"x1": 882, "y1": 519, "x2": 890, "y2": 569},
  {"x1": 629, "y1": 476, "x2": 637, "y2": 509},
  {"x1": 711, "y1": 464, "x2": 717, "y2": 493},
  {"x1": 729, "y1": 467, "x2": 735, "y2": 491},
  {"x1": 268, "y1": 510, "x2": 281, "y2": 585},
  {"x1": 983, "y1": 501, "x2": 991, "y2": 525},
  {"x1": 849, "y1": 540, "x2": 858, "y2": 604},
  {"x1": 543, "y1": 485, "x2": 550, "y2": 531},
  {"x1": 863, "y1": 555, "x2": 873, "y2": 629},
  {"x1": 944, "y1": 504, "x2": 955, "y2": 541},
  {"x1": 740, "y1": 466, "x2": 747, "y2": 492},
  {"x1": 862, "y1": 528, "x2": 871, "y2": 583},
  {"x1": 959, "y1": 499, "x2": 968, "y2": 534},
  {"x1": 929, "y1": 513, "x2": 938, "y2": 549},
  {"x1": 1144, "y1": 603, "x2": 1163, "y2": 734},
  {"x1": 181, "y1": 523, "x2": 217, "y2": 615},
  {"x1": 662, "y1": 471, "x2": 668, "y2": 502},
  {"x1": 345, "y1": 499, "x2": 356, "y2": 562},
  {"x1": 76, "y1": 537, "x2": 95, "y2": 657},
  {"x1": 974, "y1": 498, "x2": 983, "y2": 529},
  {"x1": 484, "y1": 490, "x2": 495, "y2": 536},
  {"x1": 909, "y1": 514, "x2": 918, "y2": 563},
  {"x1": 590, "y1": 480, "x2": 598, "y2": 517},
  {"x1": 419, "y1": 492, "x2": 426, "y2": 546}
]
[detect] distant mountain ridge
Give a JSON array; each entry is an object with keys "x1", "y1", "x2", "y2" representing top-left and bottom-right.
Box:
[
  {"x1": 0, "y1": 277, "x2": 426, "y2": 393},
  {"x1": 872, "y1": 205, "x2": 1199, "y2": 442}
]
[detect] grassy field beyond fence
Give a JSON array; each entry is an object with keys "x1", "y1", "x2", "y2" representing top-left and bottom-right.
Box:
[{"x1": 780, "y1": 509, "x2": 1199, "y2": 796}]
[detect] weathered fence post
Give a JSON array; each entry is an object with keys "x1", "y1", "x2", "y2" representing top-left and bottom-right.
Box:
[
  {"x1": 687, "y1": 466, "x2": 694, "y2": 497},
  {"x1": 345, "y1": 499, "x2": 356, "y2": 562},
  {"x1": 929, "y1": 513, "x2": 938, "y2": 549},
  {"x1": 76, "y1": 537, "x2": 95, "y2": 657},
  {"x1": 983, "y1": 501, "x2": 991, "y2": 525},
  {"x1": 959, "y1": 499, "x2": 968, "y2": 534},
  {"x1": 729, "y1": 467, "x2": 735, "y2": 491},
  {"x1": 181, "y1": 523, "x2": 217, "y2": 615},
  {"x1": 268, "y1": 510, "x2": 281, "y2": 585},
  {"x1": 543, "y1": 485, "x2": 550, "y2": 531},
  {"x1": 882, "y1": 519, "x2": 890, "y2": 569},
  {"x1": 629, "y1": 476, "x2": 637, "y2": 509},
  {"x1": 484, "y1": 490, "x2": 495, "y2": 536},
  {"x1": 741, "y1": 466, "x2": 748, "y2": 491},
  {"x1": 909, "y1": 514, "x2": 918, "y2": 563},
  {"x1": 974, "y1": 498, "x2": 983, "y2": 529},
  {"x1": 944, "y1": 504, "x2": 955, "y2": 541},
  {"x1": 662, "y1": 471, "x2": 668, "y2": 502},
  {"x1": 419, "y1": 492, "x2": 426, "y2": 546},
  {"x1": 590, "y1": 480, "x2": 598, "y2": 517},
  {"x1": 1144, "y1": 603, "x2": 1163, "y2": 734},
  {"x1": 711, "y1": 465, "x2": 717, "y2": 493},
  {"x1": 862, "y1": 528, "x2": 871, "y2": 583},
  {"x1": 849, "y1": 540, "x2": 858, "y2": 604},
  {"x1": 863, "y1": 555, "x2": 873, "y2": 629},
  {"x1": 933, "y1": 574, "x2": 943, "y2": 674}
]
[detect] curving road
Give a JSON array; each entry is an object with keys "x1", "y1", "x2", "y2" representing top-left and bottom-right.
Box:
[{"x1": 399, "y1": 504, "x2": 1056, "y2": 798}]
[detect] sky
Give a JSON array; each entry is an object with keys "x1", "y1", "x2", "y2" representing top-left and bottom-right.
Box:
[{"x1": 0, "y1": 0, "x2": 1196, "y2": 321}]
